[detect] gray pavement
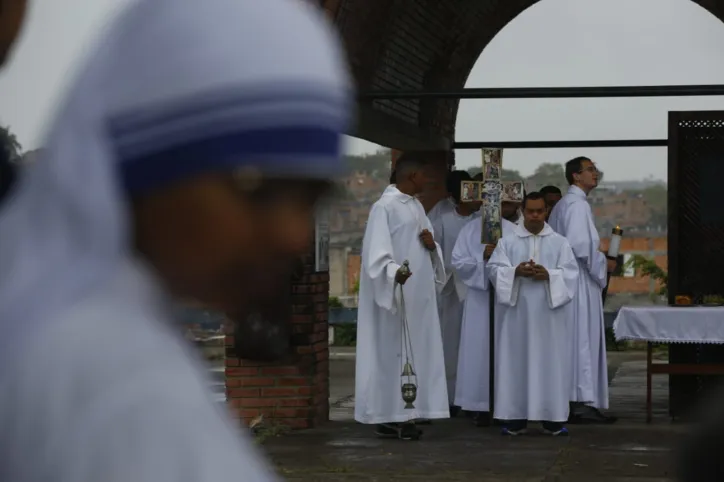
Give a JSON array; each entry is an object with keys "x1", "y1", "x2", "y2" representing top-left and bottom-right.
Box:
[{"x1": 263, "y1": 348, "x2": 687, "y2": 481}]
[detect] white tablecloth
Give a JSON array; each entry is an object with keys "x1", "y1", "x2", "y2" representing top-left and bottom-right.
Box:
[{"x1": 613, "y1": 306, "x2": 724, "y2": 344}]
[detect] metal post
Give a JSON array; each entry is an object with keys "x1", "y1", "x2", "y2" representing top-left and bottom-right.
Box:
[
  {"x1": 488, "y1": 288, "x2": 495, "y2": 425},
  {"x1": 359, "y1": 84, "x2": 724, "y2": 101},
  {"x1": 454, "y1": 139, "x2": 667, "y2": 149}
]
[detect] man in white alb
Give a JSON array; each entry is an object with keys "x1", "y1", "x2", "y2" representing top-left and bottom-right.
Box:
[
  {"x1": 451, "y1": 208, "x2": 517, "y2": 426},
  {"x1": 548, "y1": 156, "x2": 618, "y2": 424},
  {"x1": 487, "y1": 192, "x2": 579, "y2": 436},
  {"x1": 430, "y1": 170, "x2": 480, "y2": 416},
  {"x1": 355, "y1": 153, "x2": 449, "y2": 441}
]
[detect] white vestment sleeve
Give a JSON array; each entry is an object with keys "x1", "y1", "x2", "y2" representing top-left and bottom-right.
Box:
[
  {"x1": 361, "y1": 204, "x2": 400, "y2": 313},
  {"x1": 563, "y1": 202, "x2": 607, "y2": 289},
  {"x1": 451, "y1": 222, "x2": 488, "y2": 291},
  {"x1": 423, "y1": 214, "x2": 446, "y2": 288},
  {"x1": 487, "y1": 241, "x2": 520, "y2": 307},
  {"x1": 70, "y1": 371, "x2": 276, "y2": 482},
  {"x1": 544, "y1": 240, "x2": 580, "y2": 309}
]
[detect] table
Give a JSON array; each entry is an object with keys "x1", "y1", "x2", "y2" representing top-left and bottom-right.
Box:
[{"x1": 613, "y1": 306, "x2": 724, "y2": 423}]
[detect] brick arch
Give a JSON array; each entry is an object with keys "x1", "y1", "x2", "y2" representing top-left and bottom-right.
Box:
[{"x1": 326, "y1": 0, "x2": 724, "y2": 147}]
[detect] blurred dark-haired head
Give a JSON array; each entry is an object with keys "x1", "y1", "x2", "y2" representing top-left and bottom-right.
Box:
[
  {"x1": 446, "y1": 170, "x2": 471, "y2": 203},
  {"x1": 540, "y1": 185, "x2": 562, "y2": 218}
]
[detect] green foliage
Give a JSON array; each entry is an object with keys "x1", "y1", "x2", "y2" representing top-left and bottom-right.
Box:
[
  {"x1": 328, "y1": 296, "x2": 344, "y2": 308},
  {"x1": 333, "y1": 324, "x2": 357, "y2": 346},
  {"x1": 526, "y1": 163, "x2": 567, "y2": 191},
  {"x1": 251, "y1": 414, "x2": 292, "y2": 445},
  {"x1": 625, "y1": 254, "x2": 668, "y2": 295},
  {"x1": 353, "y1": 278, "x2": 360, "y2": 294}
]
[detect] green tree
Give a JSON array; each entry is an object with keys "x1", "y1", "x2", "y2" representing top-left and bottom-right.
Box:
[
  {"x1": 0, "y1": 125, "x2": 21, "y2": 162},
  {"x1": 625, "y1": 254, "x2": 668, "y2": 295},
  {"x1": 526, "y1": 163, "x2": 566, "y2": 190}
]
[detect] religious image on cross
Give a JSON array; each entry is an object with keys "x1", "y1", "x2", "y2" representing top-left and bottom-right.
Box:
[{"x1": 459, "y1": 149, "x2": 524, "y2": 244}]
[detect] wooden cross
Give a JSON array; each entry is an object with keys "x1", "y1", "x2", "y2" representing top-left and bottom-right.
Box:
[{"x1": 480, "y1": 148, "x2": 504, "y2": 244}]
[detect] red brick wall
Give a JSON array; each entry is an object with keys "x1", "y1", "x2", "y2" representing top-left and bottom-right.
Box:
[
  {"x1": 225, "y1": 253, "x2": 329, "y2": 429},
  {"x1": 600, "y1": 237, "x2": 667, "y2": 295}
]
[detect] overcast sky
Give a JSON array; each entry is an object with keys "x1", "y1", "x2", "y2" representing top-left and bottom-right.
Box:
[{"x1": 3, "y1": 0, "x2": 724, "y2": 181}]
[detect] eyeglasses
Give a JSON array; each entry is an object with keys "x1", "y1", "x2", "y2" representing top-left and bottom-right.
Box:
[{"x1": 578, "y1": 166, "x2": 603, "y2": 180}]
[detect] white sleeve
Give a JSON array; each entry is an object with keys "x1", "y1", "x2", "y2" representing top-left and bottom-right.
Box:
[
  {"x1": 6, "y1": 313, "x2": 279, "y2": 482},
  {"x1": 563, "y1": 202, "x2": 607, "y2": 289},
  {"x1": 451, "y1": 221, "x2": 489, "y2": 292},
  {"x1": 544, "y1": 240, "x2": 580, "y2": 309},
  {"x1": 487, "y1": 240, "x2": 520, "y2": 307},
  {"x1": 62, "y1": 367, "x2": 278, "y2": 482},
  {"x1": 361, "y1": 203, "x2": 401, "y2": 312}
]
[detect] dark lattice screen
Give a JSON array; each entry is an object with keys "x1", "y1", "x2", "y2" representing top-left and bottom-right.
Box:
[{"x1": 668, "y1": 111, "x2": 724, "y2": 418}]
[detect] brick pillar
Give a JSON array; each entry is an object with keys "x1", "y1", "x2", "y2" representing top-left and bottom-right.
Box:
[{"x1": 225, "y1": 252, "x2": 329, "y2": 429}]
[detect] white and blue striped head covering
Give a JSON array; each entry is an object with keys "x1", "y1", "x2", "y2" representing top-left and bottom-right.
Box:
[{"x1": 0, "y1": 0, "x2": 352, "y2": 338}]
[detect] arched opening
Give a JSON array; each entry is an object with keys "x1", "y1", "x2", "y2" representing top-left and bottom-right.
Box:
[{"x1": 455, "y1": 0, "x2": 724, "y2": 310}]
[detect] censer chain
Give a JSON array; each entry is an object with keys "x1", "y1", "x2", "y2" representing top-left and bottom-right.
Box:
[{"x1": 398, "y1": 282, "x2": 416, "y2": 380}]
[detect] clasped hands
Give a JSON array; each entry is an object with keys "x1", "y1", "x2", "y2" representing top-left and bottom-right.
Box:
[{"x1": 515, "y1": 259, "x2": 549, "y2": 281}]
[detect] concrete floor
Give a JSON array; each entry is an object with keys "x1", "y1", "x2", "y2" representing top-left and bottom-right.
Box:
[{"x1": 262, "y1": 349, "x2": 689, "y2": 481}]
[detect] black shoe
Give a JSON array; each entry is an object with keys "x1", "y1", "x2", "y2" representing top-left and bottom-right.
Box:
[
  {"x1": 541, "y1": 421, "x2": 569, "y2": 436},
  {"x1": 501, "y1": 420, "x2": 528, "y2": 436},
  {"x1": 473, "y1": 411, "x2": 491, "y2": 427},
  {"x1": 398, "y1": 422, "x2": 422, "y2": 441},
  {"x1": 449, "y1": 405, "x2": 461, "y2": 418},
  {"x1": 569, "y1": 406, "x2": 617, "y2": 425},
  {"x1": 374, "y1": 423, "x2": 399, "y2": 438}
]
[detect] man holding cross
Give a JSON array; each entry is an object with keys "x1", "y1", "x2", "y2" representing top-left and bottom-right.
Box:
[
  {"x1": 451, "y1": 210, "x2": 516, "y2": 425},
  {"x1": 450, "y1": 152, "x2": 518, "y2": 425},
  {"x1": 430, "y1": 170, "x2": 480, "y2": 415}
]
